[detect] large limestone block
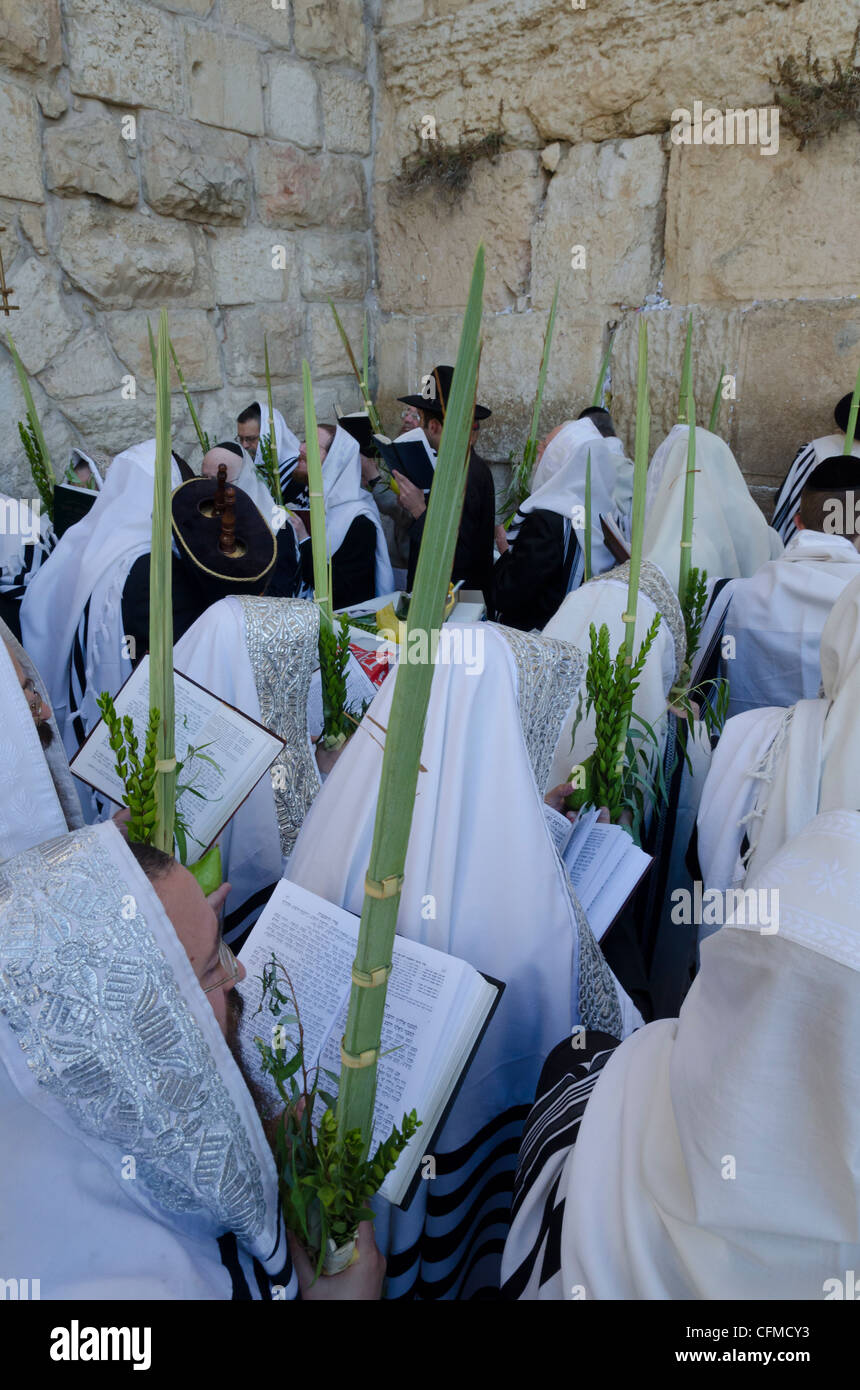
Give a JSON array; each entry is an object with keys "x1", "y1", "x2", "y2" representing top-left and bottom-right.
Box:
[
  {"x1": 5, "y1": 258, "x2": 78, "y2": 373},
  {"x1": 106, "y1": 309, "x2": 222, "y2": 393},
  {"x1": 141, "y1": 115, "x2": 251, "y2": 224},
  {"x1": 186, "y1": 31, "x2": 264, "y2": 137},
  {"x1": 375, "y1": 149, "x2": 543, "y2": 313},
  {"x1": 610, "y1": 305, "x2": 746, "y2": 460},
  {"x1": 0, "y1": 83, "x2": 44, "y2": 202},
  {"x1": 45, "y1": 120, "x2": 139, "y2": 207},
  {"x1": 67, "y1": 0, "x2": 180, "y2": 111},
  {"x1": 294, "y1": 0, "x2": 366, "y2": 65},
  {"x1": 210, "y1": 225, "x2": 295, "y2": 305},
  {"x1": 267, "y1": 60, "x2": 322, "y2": 149},
  {"x1": 151, "y1": 0, "x2": 213, "y2": 13},
  {"x1": 532, "y1": 137, "x2": 667, "y2": 313},
  {"x1": 308, "y1": 374, "x2": 363, "y2": 421},
  {"x1": 377, "y1": 0, "x2": 860, "y2": 172},
  {"x1": 665, "y1": 126, "x2": 860, "y2": 304},
  {"x1": 733, "y1": 300, "x2": 860, "y2": 489},
  {"x1": 222, "y1": 0, "x2": 292, "y2": 45},
  {"x1": 0, "y1": 0, "x2": 61, "y2": 73},
  {"x1": 37, "y1": 328, "x2": 125, "y2": 400},
  {"x1": 321, "y1": 72, "x2": 372, "y2": 155},
  {"x1": 60, "y1": 394, "x2": 159, "y2": 455},
  {"x1": 307, "y1": 302, "x2": 364, "y2": 377},
  {"x1": 57, "y1": 202, "x2": 211, "y2": 308},
  {"x1": 298, "y1": 232, "x2": 368, "y2": 300},
  {"x1": 373, "y1": 315, "x2": 418, "y2": 428},
  {"x1": 222, "y1": 302, "x2": 305, "y2": 385},
  {"x1": 257, "y1": 144, "x2": 366, "y2": 229}
]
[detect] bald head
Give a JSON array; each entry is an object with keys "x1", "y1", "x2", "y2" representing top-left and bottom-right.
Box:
[{"x1": 202, "y1": 444, "x2": 243, "y2": 484}]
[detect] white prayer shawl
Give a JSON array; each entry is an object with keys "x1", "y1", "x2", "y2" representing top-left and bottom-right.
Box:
[
  {"x1": 0, "y1": 492, "x2": 53, "y2": 592},
  {"x1": 287, "y1": 622, "x2": 641, "y2": 1299},
  {"x1": 720, "y1": 529, "x2": 860, "y2": 717},
  {"x1": 0, "y1": 633, "x2": 73, "y2": 863},
  {"x1": 504, "y1": 810, "x2": 860, "y2": 1299},
  {"x1": 697, "y1": 568, "x2": 860, "y2": 890},
  {"x1": 252, "y1": 398, "x2": 301, "y2": 499},
  {"x1": 643, "y1": 424, "x2": 782, "y2": 592},
  {"x1": 695, "y1": 705, "x2": 785, "y2": 892},
  {"x1": 542, "y1": 561, "x2": 684, "y2": 795},
  {"x1": 518, "y1": 418, "x2": 619, "y2": 577},
  {"x1": 0, "y1": 821, "x2": 292, "y2": 1299},
  {"x1": 173, "y1": 596, "x2": 321, "y2": 944},
  {"x1": 606, "y1": 436, "x2": 634, "y2": 538},
  {"x1": 20, "y1": 440, "x2": 182, "y2": 760},
  {"x1": 321, "y1": 425, "x2": 394, "y2": 597},
  {"x1": 771, "y1": 432, "x2": 860, "y2": 543}
]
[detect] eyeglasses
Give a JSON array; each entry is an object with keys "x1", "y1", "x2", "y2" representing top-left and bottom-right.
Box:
[
  {"x1": 22, "y1": 678, "x2": 46, "y2": 721},
  {"x1": 235, "y1": 434, "x2": 259, "y2": 452},
  {"x1": 203, "y1": 937, "x2": 241, "y2": 994}
]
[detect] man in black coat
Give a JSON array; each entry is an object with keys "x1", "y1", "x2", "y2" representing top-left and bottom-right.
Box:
[{"x1": 392, "y1": 365, "x2": 496, "y2": 603}]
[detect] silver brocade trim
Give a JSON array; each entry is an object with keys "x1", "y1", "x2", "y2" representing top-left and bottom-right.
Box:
[
  {"x1": 496, "y1": 625, "x2": 587, "y2": 793},
  {"x1": 239, "y1": 597, "x2": 321, "y2": 859},
  {"x1": 0, "y1": 828, "x2": 267, "y2": 1239},
  {"x1": 496, "y1": 625, "x2": 623, "y2": 1037},
  {"x1": 589, "y1": 560, "x2": 685, "y2": 683}
]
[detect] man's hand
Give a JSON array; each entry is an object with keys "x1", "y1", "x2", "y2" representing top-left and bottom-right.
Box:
[
  {"x1": 289, "y1": 512, "x2": 309, "y2": 543},
  {"x1": 543, "y1": 786, "x2": 612, "y2": 826},
  {"x1": 392, "y1": 471, "x2": 426, "y2": 520},
  {"x1": 494, "y1": 522, "x2": 510, "y2": 555},
  {"x1": 290, "y1": 1220, "x2": 386, "y2": 1300}
]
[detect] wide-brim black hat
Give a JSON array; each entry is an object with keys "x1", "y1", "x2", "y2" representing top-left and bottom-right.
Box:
[
  {"x1": 337, "y1": 412, "x2": 378, "y2": 455},
  {"x1": 834, "y1": 394, "x2": 860, "y2": 439},
  {"x1": 397, "y1": 364, "x2": 491, "y2": 420},
  {"x1": 171, "y1": 477, "x2": 276, "y2": 590},
  {"x1": 804, "y1": 456, "x2": 860, "y2": 490}
]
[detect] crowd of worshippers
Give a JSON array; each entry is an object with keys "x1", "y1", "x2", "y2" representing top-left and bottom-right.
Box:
[{"x1": 1, "y1": 376, "x2": 860, "y2": 1301}]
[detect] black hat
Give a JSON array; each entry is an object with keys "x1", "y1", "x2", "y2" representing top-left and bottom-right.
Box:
[
  {"x1": 397, "y1": 364, "x2": 491, "y2": 421},
  {"x1": 803, "y1": 456, "x2": 860, "y2": 491},
  {"x1": 171, "y1": 474, "x2": 276, "y2": 595},
  {"x1": 336, "y1": 413, "x2": 378, "y2": 456},
  {"x1": 833, "y1": 394, "x2": 860, "y2": 439}
]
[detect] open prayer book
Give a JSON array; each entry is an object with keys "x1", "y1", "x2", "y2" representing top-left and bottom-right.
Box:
[
  {"x1": 543, "y1": 804, "x2": 651, "y2": 940},
  {"x1": 70, "y1": 655, "x2": 285, "y2": 862},
  {"x1": 373, "y1": 434, "x2": 436, "y2": 492},
  {"x1": 237, "y1": 878, "x2": 503, "y2": 1208},
  {"x1": 600, "y1": 513, "x2": 632, "y2": 564}
]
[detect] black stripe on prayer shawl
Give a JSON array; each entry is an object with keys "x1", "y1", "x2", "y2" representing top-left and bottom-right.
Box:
[
  {"x1": 384, "y1": 1105, "x2": 530, "y2": 1300},
  {"x1": 510, "y1": 1040, "x2": 619, "y2": 1220},
  {"x1": 222, "y1": 880, "x2": 280, "y2": 949},
  {"x1": 500, "y1": 1040, "x2": 619, "y2": 1300},
  {"x1": 70, "y1": 600, "x2": 90, "y2": 749},
  {"x1": 278, "y1": 455, "x2": 299, "y2": 496},
  {"x1": 217, "y1": 1232, "x2": 253, "y2": 1299},
  {"x1": 771, "y1": 442, "x2": 816, "y2": 543}
]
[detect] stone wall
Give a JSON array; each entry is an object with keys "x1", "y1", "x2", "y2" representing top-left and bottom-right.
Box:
[
  {"x1": 372, "y1": 0, "x2": 860, "y2": 511},
  {"x1": 1, "y1": 0, "x2": 859, "y2": 514},
  {"x1": 0, "y1": 0, "x2": 375, "y2": 498}
]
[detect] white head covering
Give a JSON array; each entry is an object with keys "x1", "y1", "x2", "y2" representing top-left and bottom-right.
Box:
[
  {"x1": 287, "y1": 622, "x2": 640, "y2": 1296},
  {"x1": 741, "y1": 567, "x2": 860, "y2": 882},
  {"x1": 643, "y1": 424, "x2": 782, "y2": 591},
  {"x1": 320, "y1": 425, "x2": 394, "y2": 597},
  {"x1": 0, "y1": 821, "x2": 290, "y2": 1298},
  {"x1": 542, "y1": 561, "x2": 684, "y2": 795},
  {"x1": 719, "y1": 528, "x2": 860, "y2": 718},
  {"x1": 0, "y1": 632, "x2": 72, "y2": 862},
  {"x1": 251, "y1": 399, "x2": 300, "y2": 499},
  {"x1": 174, "y1": 595, "x2": 321, "y2": 943},
  {"x1": 548, "y1": 810, "x2": 860, "y2": 1299},
  {"x1": 20, "y1": 440, "x2": 182, "y2": 758},
  {"x1": 517, "y1": 418, "x2": 619, "y2": 577}
]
